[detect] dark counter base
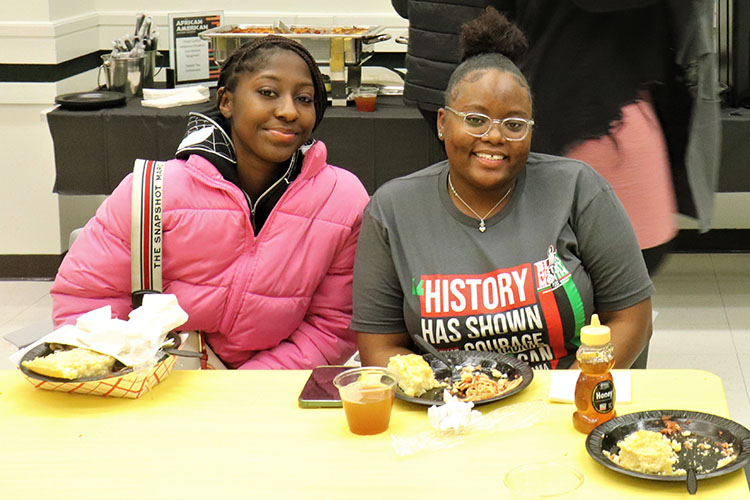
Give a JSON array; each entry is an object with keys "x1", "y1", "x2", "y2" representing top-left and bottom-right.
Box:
[
  {"x1": 0, "y1": 255, "x2": 62, "y2": 280},
  {"x1": 48, "y1": 92, "x2": 749, "y2": 195},
  {"x1": 673, "y1": 229, "x2": 750, "y2": 253},
  {"x1": 47, "y1": 94, "x2": 444, "y2": 196}
]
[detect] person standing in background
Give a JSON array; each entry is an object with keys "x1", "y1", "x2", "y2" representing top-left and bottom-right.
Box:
[
  {"x1": 496, "y1": 0, "x2": 719, "y2": 369},
  {"x1": 391, "y1": 1, "x2": 719, "y2": 369},
  {"x1": 391, "y1": 0, "x2": 500, "y2": 147},
  {"x1": 497, "y1": 0, "x2": 720, "y2": 276},
  {"x1": 393, "y1": 0, "x2": 720, "y2": 277}
]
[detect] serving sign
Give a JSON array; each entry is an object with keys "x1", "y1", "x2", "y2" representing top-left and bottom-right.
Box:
[{"x1": 168, "y1": 11, "x2": 222, "y2": 86}]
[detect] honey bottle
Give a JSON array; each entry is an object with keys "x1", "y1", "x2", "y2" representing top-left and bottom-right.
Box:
[{"x1": 573, "y1": 314, "x2": 616, "y2": 434}]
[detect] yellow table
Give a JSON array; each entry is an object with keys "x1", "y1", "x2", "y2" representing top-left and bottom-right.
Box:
[{"x1": 0, "y1": 369, "x2": 747, "y2": 499}]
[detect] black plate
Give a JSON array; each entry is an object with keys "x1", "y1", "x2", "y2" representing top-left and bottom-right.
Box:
[
  {"x1": 54, "y1": 91, "x2": 127, "y2": 110},
  {"x1": 19, "y1": 332, "x2": 180, "y2": 383},
  {"x1": 394, "y1": 350, "x2": 533, "y2": 406},
  {"x1": 586, "y1": 410, "x2": 750, "y2": 482}
]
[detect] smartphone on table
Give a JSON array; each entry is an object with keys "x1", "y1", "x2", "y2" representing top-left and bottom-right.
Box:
[{"x1": 298, "y1": 365, "x2": 350, "y2": 408}]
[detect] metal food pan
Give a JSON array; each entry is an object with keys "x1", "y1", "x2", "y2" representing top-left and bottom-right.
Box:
[{"x1": 199, "y1": 24, "x2": 390, "y2": 66}]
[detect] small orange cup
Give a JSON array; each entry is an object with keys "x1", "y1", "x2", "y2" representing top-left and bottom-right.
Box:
[
  {"x1": 333, "y1": 367, "x2": 397, "y2": 435},
  {"x1": 353, "y1": 86, "x2": 378, "y2": 112}
]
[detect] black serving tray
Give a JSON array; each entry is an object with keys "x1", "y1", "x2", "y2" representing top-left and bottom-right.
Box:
[{"x1": 55, "y1": 91, "x2": 127, "y2": 111}]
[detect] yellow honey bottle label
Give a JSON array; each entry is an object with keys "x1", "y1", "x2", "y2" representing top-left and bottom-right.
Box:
[{"x1": 591, "y1": 379, "x2": 615, "y2": 414}]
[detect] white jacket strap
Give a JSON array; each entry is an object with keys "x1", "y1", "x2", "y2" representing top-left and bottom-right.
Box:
[{"x1": 130, "y1": 159, "x2": 165, "y2": 308}]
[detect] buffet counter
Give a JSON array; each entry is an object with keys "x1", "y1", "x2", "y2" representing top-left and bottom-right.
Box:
[
  {"x1": 47, "y1": 96, "x2": 750, "y2": 199},
  {"x1": 47, "y1": 95, "x2": 445, "y2": 196}
]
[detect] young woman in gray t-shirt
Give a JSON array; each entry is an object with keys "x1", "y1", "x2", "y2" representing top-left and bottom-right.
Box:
[{"x1": 351, "y1": 8, "x2": 653, "y2": 370}]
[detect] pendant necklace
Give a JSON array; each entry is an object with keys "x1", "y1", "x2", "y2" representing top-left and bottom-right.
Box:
[{"x1": 447, "y1": 173, "x2": 514, "y2": 232}]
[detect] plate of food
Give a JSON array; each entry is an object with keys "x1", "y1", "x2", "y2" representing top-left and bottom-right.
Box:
[
  {"x1": 586, "y1": 410, "x2": 750, "y2": 484},
  {"x1": 387, "y1": 350, "x2": 533, "y2": 406}
]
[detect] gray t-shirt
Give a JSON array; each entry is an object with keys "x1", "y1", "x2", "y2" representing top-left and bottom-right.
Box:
[{"x1": 351, "y1": 153, "x2": 653, "y2": 369}]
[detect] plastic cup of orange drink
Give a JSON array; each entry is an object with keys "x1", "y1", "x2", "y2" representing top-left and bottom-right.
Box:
[
  {"x1": 353, "y1": 86, "x2": 378, "y2": 112},
  {"x1": 333, "y1": 367, "x2": 397, "y2": 435}
]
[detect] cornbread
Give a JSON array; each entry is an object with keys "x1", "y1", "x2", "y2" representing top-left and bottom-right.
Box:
[
  {"x1": 605, "y1": 429, "x2": 681, "y2": 475},
  {"x1": 387, "y1": 354, "x2": 445, "y2": 397},
  {"x1": 22, "y1": 347, "x2": 117, "y2": 380}
]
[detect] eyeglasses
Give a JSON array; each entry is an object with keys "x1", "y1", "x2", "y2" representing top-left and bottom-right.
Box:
[{"x1": 445, "y1": 106, "x2": 534, "y2": 140}]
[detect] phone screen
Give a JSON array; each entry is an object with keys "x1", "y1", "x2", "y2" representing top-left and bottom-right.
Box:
[{"x1": 298, "y1": 365, "x2": 349, "y2": 408}]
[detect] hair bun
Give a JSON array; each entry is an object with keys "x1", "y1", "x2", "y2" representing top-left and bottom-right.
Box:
[{"x1": 459, "y1": 7, "x2": 528, "y2": 63}]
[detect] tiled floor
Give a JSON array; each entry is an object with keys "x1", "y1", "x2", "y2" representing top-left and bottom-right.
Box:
[
  {"x1": 1, "y1": 253, "x2": 750, "y2": 429},
  {"x1": 647, "y1": 253, "x2": 750, "y2": 430}
]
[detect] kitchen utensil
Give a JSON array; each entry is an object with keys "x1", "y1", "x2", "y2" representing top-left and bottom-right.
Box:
[
  {"x1": 142, "y1": 16, "x2": 152, "y2": 40},
  {"x1": 134, "y1": 13, "x2": 146, "y2": 37},
  {"x1": 686, "y1": 443, "x2": 698, "y2": 495},
  {"x1": 99, "y1": 54, "x2": 145, "y2": 98},
  {"x1": 410, "y1": 334, "x2": 459, "y2": 380},
  {"x1": 142, "y1": 50, "x2": 163, "y2": 88}
]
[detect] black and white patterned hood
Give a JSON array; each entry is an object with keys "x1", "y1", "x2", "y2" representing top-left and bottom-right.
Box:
[{"x1": 175, "y1": 111, "x2": 239, "y2": 184}]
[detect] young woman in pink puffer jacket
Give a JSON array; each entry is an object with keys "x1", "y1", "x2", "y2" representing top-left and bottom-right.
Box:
[{"x1": 51, "y1": 36, "x2": 370, "y2": 369}]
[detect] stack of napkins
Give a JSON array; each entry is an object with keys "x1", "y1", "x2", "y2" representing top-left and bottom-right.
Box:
[
  {"x1": 11, "y1": 294, "x2": 188, "y2": 369},
  {"x1": 548, "y1": 370, "x2": 631, "y2": 403},
  {"x1": 142, "y1": 85, "x2": 210, "y2": 108}
]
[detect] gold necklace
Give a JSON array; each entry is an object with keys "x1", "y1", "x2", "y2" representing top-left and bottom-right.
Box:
[{"x1": 447, "y1": 173, "x2": 514, "y2": 232}]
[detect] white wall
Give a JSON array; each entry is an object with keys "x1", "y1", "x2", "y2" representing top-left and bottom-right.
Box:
[
  {"x1": 1, "y1": 104, "x2": 59, "y2": 253},
  {"x1": 0, "y1": 1, "x2": 407, "y2": 255},
  {"x1": 0, "y1": 1, "x2": 746, "y2": 255}
]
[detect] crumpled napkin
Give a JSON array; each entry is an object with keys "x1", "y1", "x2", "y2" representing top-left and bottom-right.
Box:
[
  {"x1": 548, "y1": 370, "x2": 631, "y2": 403},
  {"x1": 141, "y1": 85, "x2": 210, "y2": 108},
  {"x1": 428, "y1": 390, "x2": 481, "y2": 432},
  {"x1": 10, "y1": 294, "x2": 188, "y2": 369}
]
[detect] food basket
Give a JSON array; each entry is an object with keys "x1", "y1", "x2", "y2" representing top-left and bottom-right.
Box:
[
  {"x1": 18, "y1": 333, "x2": 180, "y2": 399},
  {"x1": 199, "y1": 23, "x2": 391, "y2": 104}
]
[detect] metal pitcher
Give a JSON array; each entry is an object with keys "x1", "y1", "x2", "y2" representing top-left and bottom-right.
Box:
[
  {"x1": 142, "y1": 50, "x2": 164, "y2": 88},
  {"x1": 99, "y1": 54, "x2": 145, "y2": 98}
]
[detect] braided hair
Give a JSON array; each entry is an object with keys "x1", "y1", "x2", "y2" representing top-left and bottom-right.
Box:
[
  {"x1": 217, "y1": 35, "x2": 328, "y2": 130},
  {"x1": 445, "y1": 7, "x2": 531, "y2": 107}
]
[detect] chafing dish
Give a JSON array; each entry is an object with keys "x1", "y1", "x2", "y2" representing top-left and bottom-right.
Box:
[{"x1": 199, "y1": 24, "x2": 391, "y2": 105}]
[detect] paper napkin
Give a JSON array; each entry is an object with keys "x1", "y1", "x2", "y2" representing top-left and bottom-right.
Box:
[
  {"x1": 9, "y1": 294, "x2": 187, "y2": 369},
  {"x1": 548, "y1": 370, "x2": 631, "y2": 404},
  {"x1": 142, "y1": 85, "x2": 210, "y2": 108}
]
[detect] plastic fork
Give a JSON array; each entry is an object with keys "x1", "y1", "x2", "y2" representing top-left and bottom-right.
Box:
[{"x1": 411, "y1": 334, "x2": 461, "y2": 382}]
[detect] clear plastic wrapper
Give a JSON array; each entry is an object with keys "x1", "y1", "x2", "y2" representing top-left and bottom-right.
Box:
[{"x1": 392, "y1": 397, "x2": 550, "y2": 457}]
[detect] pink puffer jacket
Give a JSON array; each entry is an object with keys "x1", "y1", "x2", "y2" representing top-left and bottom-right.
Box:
[{"x1": 51, "y1": 141, "x2": 370, "y2": 369}]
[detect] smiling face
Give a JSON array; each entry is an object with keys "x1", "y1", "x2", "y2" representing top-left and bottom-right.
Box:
[
  {"x1": 218, "y1": 49, "x2": 316, "y2": 172},
  {"x1": 437, "y1": 69, "x2": 532, "y2": 200}
]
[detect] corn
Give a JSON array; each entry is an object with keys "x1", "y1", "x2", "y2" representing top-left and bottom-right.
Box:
[{"x1": 23, "y1": 348, "x2": 116, "y2": 380}]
